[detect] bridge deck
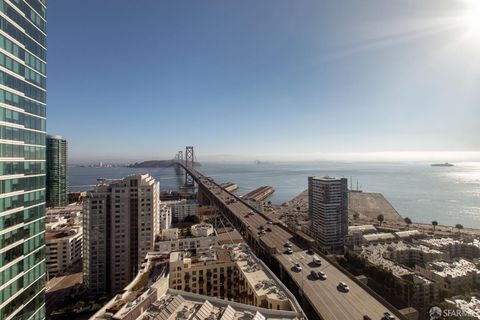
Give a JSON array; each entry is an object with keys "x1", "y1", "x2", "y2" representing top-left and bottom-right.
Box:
[{"x1": 180, "y1": 164, "x2": 403, "y2": 320}]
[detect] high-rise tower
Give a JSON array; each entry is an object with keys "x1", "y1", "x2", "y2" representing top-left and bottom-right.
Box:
[
  {"x1": 83, "y1": 174, "x2": 160, "y2": 296},
  {"x1": 46, "y1": 135, "x2": 68, "y2": 208},
  {"x1": 0, "y1": 1, "x2": 47, "y2": 320},
  {"x1": 308, "y1": 176, "x2": 348, "y2": 252}
]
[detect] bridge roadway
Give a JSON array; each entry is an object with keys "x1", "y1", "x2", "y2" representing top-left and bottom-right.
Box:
[{"x1": 179, "y1": 163, "x2": 405, "y2": 320}]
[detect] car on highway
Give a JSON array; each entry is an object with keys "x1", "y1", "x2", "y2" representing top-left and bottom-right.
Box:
[
  {"x1": 258, "y1": 230, "x2": 266, "y2": 236},
  {"x1": 338, "y1": 282, "x2": 350, "y2": 292},
  {"x1": 318, "y1": 271, "x2": 327, "y2": 280},
  {"x1": 266, "y1": 221, "x2": 273, "y2": 225},
  {"x1": 284, "y1": 242, "x2": 293, "y2": 248},
  {"x1": 310, "y1": 270, "x2": 320, "y2": 280},
  {"x1": 285, "y1": 248, "x2": 293, "y2": 254},
  {"x1": 266, "y1": 227, "x2": 272, "y2": 232},
  {"x1": 313, "y1": 255, "x2": 321, "y2": 266},
  {"x1": 258, "y1": 225, "x2": 265, "y2": 230},
  {"x1": 293, "y1": 263, "x2": 302, "y2": 272},
  {"x1": 382, "y1": 312, "x2": 396, "y2": 320}
]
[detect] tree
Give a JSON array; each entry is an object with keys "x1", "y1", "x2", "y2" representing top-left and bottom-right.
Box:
[
  {"x1": 404, "y1": 217, "x2": 412, "y2": 230},
  {"x1": 432, "y1": 220, "x2": 438, "y2": 232},
  {"x1": 353, "y1": 212, "x2": 359, "y2": 221},
  {"x1": 377, "y1": 214, "x2": 384, "y2": 226},
  {"x1": 455, "y1": 224, "x2": 464, "y2": 233}
]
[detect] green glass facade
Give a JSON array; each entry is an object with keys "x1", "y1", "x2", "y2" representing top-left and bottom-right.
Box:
[
  {"x1": 0, "y1": 0, "x2": 47, "y2": 320},
  {"x1": 46, "y1": 136, "x2": 67, "y2": 208}
]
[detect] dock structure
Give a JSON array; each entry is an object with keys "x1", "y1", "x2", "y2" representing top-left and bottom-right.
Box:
[
  {"x1": 220, "y1": 182, "x2": 238, "y2": 192},
  {"x1": 242, "y1": 186, "x2": 274, "y2": 202}
]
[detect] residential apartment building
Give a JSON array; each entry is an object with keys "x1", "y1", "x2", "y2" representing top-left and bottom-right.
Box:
[
  {"x1": 83, "y1": 174, "x2": 160, "y2": 296},
  {"x1": 46, "y1": 135, "x2": 68, "y2": 208},
  {"x1": 159, "y1": 203, "x2": 171, "y2": 230},
  {"x1": 45, "y1": 226, "x2": 82, "y2": 278},
  {"x1": 154, "y1": 223, "x2": 217, "y2": 253},
  {"x1": 349, "y1": 242, "x2": 440, "y2": 313},
  {"x1": 164, "y1": 199, "x2": 199, "y2": 223},
  {"x1": 416, "y1": 259, "x2": 480, "y2": 294},
  {"x1": 0, "y1": 1, "x2": 48, "y2": 319},
  {"x1": 308, "y1": 176, "x2": 348, "y2": 251},
  {"x1": 169, "y1": 244, "x2": 293, "y2": 311}
]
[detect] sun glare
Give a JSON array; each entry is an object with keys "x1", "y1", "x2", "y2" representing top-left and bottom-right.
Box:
[{"x1": 461, "y1": 0, "x2": 480, "y2": 38}]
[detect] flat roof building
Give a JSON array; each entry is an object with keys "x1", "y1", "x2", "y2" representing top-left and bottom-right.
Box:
[{"x1": 169, "y1": 244, "x2": 294, "y2": 312}]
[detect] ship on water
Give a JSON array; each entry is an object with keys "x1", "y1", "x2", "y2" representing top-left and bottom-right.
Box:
[{"x1": 431, "y1": 162, "x2": 454, "y2": 167}]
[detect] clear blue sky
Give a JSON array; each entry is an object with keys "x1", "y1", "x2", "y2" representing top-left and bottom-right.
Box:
[{"x1": 47, "y1": 0, "x2": 480, "y2": 163}]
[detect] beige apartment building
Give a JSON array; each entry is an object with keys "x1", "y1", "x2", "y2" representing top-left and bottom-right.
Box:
[
  {"x1": 416, "y1": 259, "x2": 480, "y2": 293},
  {"x1": 45, "y1": 226, "x2": 82, "y2": 278},
  {"x1": 169, "y1": 244, "x2": 293, "y2": 311},
  {"x1": 83, "y1": 174, "x2": 160, "y2": 295}
]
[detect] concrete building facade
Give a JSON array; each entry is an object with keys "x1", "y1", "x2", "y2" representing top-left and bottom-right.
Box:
[
  {"x1": 83, "y1": 174, "x2": 160, "y2": 295},
  {"x1": 164, "y1": 199, "x2": 199, "y2": 223},
  {"x1": 45, "y1": 226, "x2": 82, "y2": 278},
  {"x1": 169, "y1": 244, "x2": 293, "y2": 311},
  {"x1": 308, "y1": 176, "x2": 348, "y2": 251}
]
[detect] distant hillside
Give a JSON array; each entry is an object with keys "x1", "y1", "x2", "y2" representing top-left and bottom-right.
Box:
[{"x1": 127, "y1": 160, "x2": 200, "y2": 168}]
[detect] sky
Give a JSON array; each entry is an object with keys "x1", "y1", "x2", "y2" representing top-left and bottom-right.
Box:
[{"x1": 46, "y1": 0, "x2": 480, "y2": 163}]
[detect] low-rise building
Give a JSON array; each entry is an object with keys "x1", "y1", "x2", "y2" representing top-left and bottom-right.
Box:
[
  {"x1": 362, "y1": 232, "x2": 396, "y2": 244},
  {"x1": 46, "y1": 226, "x2": 82, "y2": 278},
  {"x1": 385, "y1": 242, "x2": 446, "y2": 267},
  {"x1": 349, "y1": 242, "x2": 440, "y2": 313},
  {"x1": 444, "y1": 295, "x2": 480, "y2": 319},
  {"x1": 90, "y1": 247, "x2": 304, "y2": 320},
  {"x1": 154, "y1": 223, "x2": 218, "y2": 253},
  {"x1": 169, "y1": 244, "x2": 294, "y2": 311},
  {"x1": 420, "y1": 237, "x2": 480, "y2": 260},
  {"x1": 416, "y1": 259, "x2": 480, "y2": 293}
]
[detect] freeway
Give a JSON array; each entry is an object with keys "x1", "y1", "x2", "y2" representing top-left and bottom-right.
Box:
[
  {"x1": 277, "y1": 251, "x2": 399, "y2": 320},
  {"x1": 179, "y1": 163, "x2": 404, "y2": 320}
]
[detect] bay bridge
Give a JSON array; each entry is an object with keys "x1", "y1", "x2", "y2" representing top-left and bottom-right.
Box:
[{"x1": 173, "y1": 146, "x2": 407, "y2": 320}]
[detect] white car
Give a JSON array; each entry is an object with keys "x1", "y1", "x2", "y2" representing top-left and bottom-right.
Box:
[
  {"x1": 318, "y1": 271, "x2": 327, "y2": 280},
  {"x1": 338, "y1": 282, "x2": 350, "y2": 292}
]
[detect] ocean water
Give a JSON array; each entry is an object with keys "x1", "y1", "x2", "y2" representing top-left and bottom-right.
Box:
[{"x1": 69, "y1": 161, "x2": 480, "y2": 228}]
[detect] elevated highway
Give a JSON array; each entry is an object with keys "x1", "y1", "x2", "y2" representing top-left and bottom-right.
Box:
[{"x1": 177, "y1": 161, "x2": 407, "y2": 320}]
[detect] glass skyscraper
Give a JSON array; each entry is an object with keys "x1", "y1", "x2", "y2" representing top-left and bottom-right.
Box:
[
  {"x1": 0, "y1": 1, "x2": 47, "y2": 320},
  {"x1": 46, "y1": 135, "x2": 68, "y2": 208}
]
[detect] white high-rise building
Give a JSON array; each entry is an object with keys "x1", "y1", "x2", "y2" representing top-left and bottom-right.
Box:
[
  {"x1": 164, "y1": 199, "x2": 199, "y2": 222},
  {"x1": 308, "y1": 176, "x2": 348, "y2": 252},
  {"x1": 83, "y1": 174, "x2": 160, "y2": 295},
  {"x1": 159, "y1": 203, "x2": 172, "y2": 230}
]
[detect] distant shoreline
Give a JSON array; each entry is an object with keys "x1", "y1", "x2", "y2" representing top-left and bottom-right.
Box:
[{"x1": 127, "y1": 160, "x2": 201, "y2": 168}]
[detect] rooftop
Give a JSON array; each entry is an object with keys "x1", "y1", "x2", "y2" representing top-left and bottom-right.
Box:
[
  {"x1": 359, "y1": 242, "x2": 440, "y2": 281},
  {"x1": 46, "y1": 226, "x2": 82, "y2": 241},
  {"x1": 139, "y1": 290, "x2": 300, "y2": 320},
  {"x1": 446, "y1": 295, "x2": 480, "y2": 319},
  {"x1": 349, "y1": 224, "x2": 377, "y2": 234},
  {"x1": 428, "y1": 259, "x2": 480, "y2": 278}
]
